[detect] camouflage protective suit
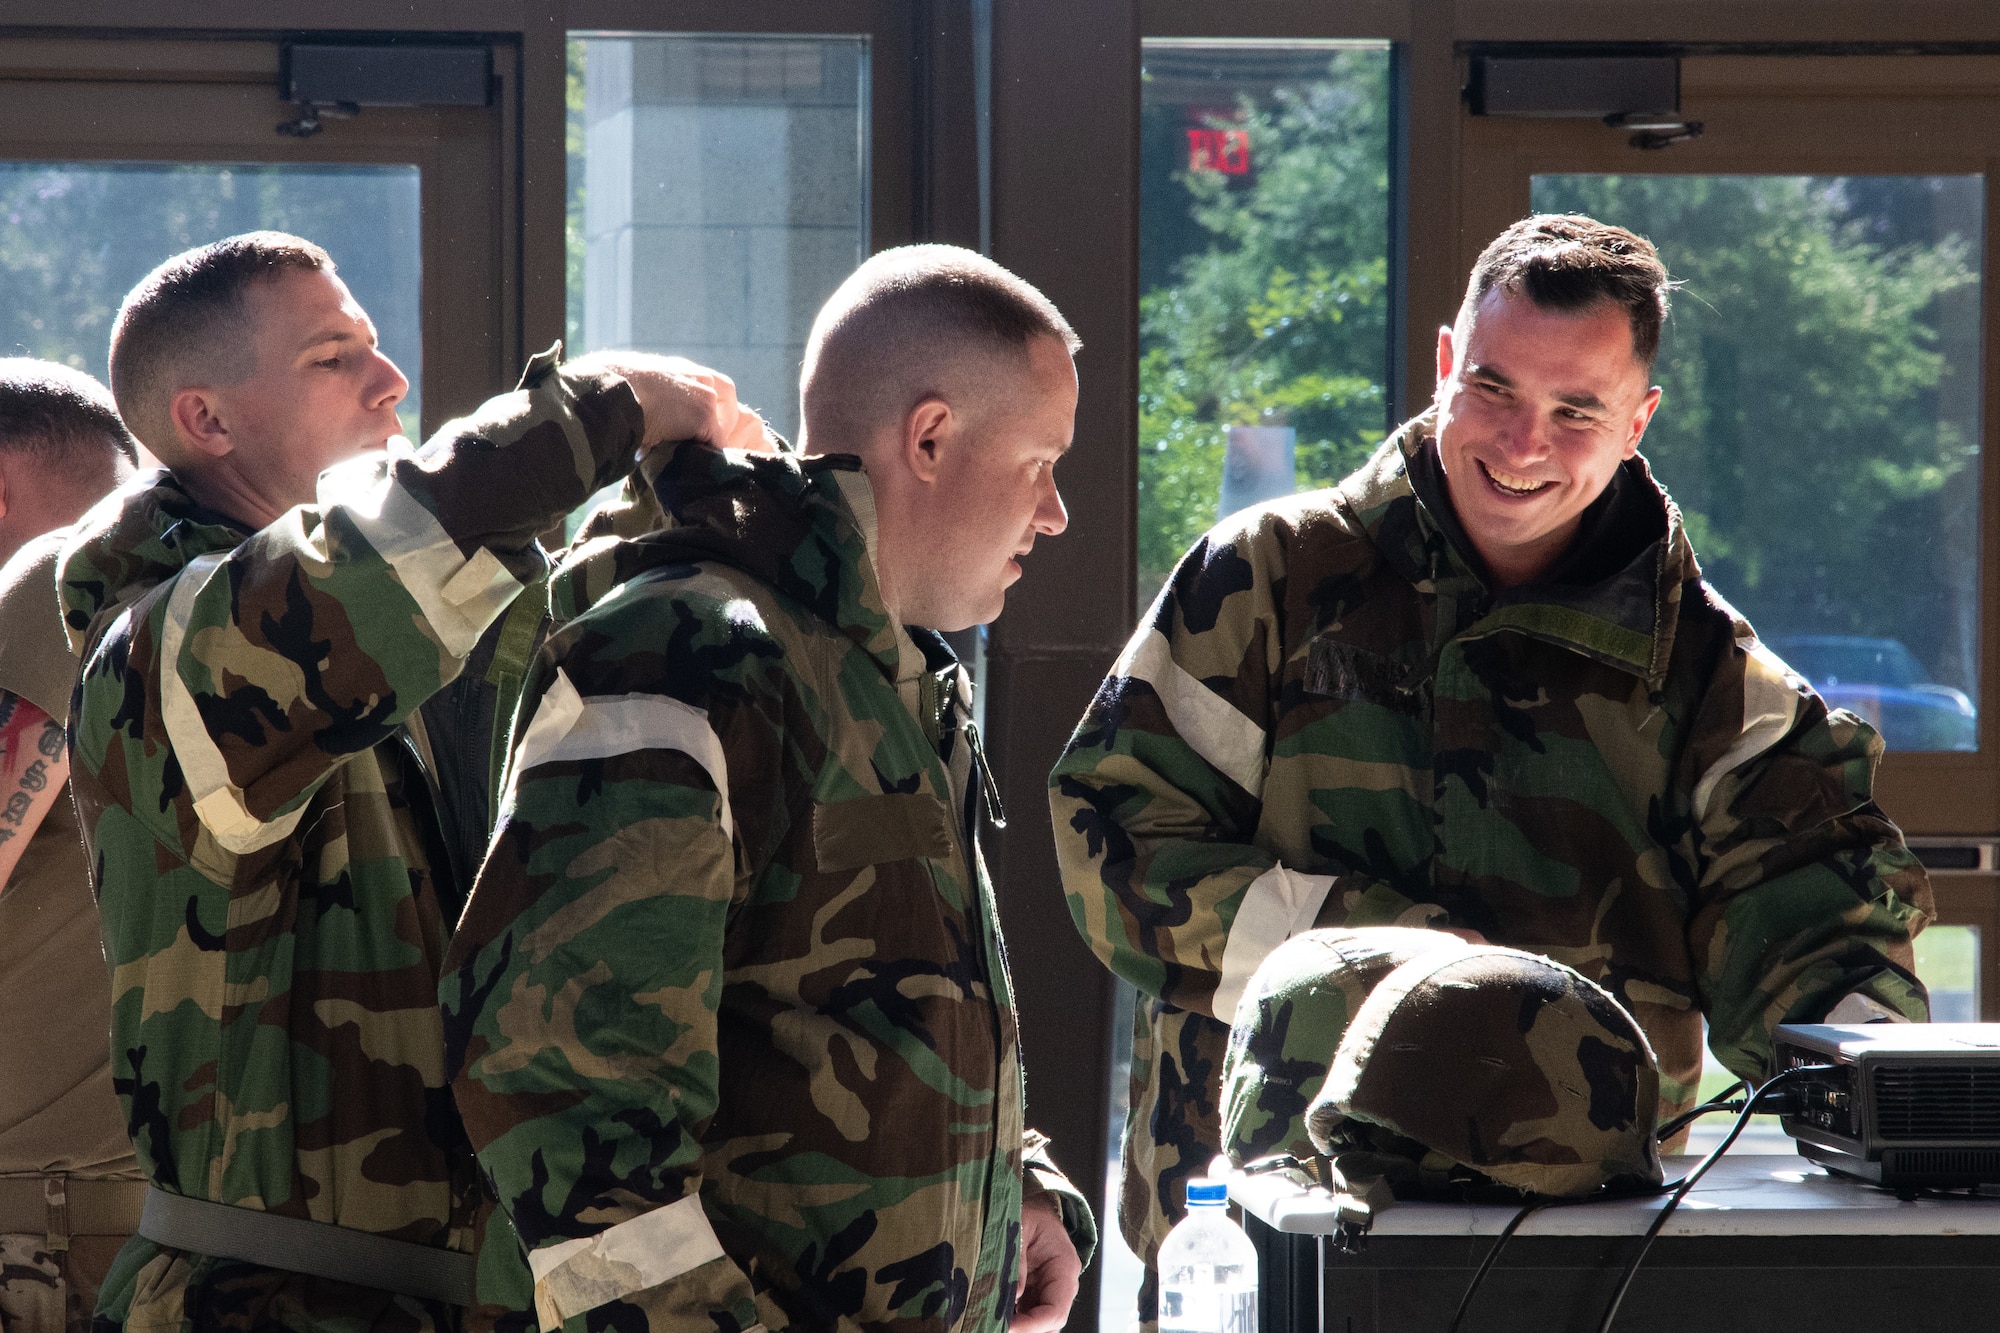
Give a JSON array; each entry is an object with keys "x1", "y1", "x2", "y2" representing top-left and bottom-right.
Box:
[
  {"x1": 57, "y1": 348, "x2": 646, "y2": 1332},
  {"x1": 1049, "y1": 414, "x2": 1932, "y2": 1313},
  {"x1": 441, "y1": 440, "x2": 1093, "y2": 1333}
]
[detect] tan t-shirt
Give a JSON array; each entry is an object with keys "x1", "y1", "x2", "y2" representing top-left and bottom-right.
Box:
[{"x1": 0, "y1": 529, "x2": 137, "y2": 1179}]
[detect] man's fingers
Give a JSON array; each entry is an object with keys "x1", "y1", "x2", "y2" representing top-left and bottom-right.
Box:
[
  {"x1": 1010, "y1": 1196, "x2": 1082, "y2": 1333},
  {"x1": 1010, "y1": 1260, "x2": 1080, "y2": 1333},
  {"x1": 719, "y1": 402, "x2": 774, "y2": 452}
]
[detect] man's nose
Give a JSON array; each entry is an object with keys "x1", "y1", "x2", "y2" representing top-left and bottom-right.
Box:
[
  {"x1": 368, "y1": 350, "x2": 411, "y2": 414},
  {"x1": 1035, "y1": 472, "x2": 1068, "y2": 537},
  {"x1": 1495, "y1": 407, "x2": 1551, "y2": 462}
]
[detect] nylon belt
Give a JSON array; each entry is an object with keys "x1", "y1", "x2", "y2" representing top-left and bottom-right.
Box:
[{"x1": 138, "y1": 1186, "x2": 476, "y2": 1307}]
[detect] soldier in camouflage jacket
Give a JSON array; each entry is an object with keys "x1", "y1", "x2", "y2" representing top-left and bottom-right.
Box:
[
  {"x1": 443, "y1": 245, "x2": 1095, "y2": 1333},
  {"x1": 59, "y1": 235, "x2": 758, "y2": 1332},
  {"x1": 1050, "y1": 217, "x2": 1933, "y2": 1318},
  {"x1": 443, "y1": 439, "x2": 1094, "y2": 1333}
]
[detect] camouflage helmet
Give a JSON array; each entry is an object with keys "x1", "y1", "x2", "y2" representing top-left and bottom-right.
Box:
[
  {"x1": 1220, "y1": 926, "x2": 1471, "y2": 1167},
  {"x1": 1312, "y1": 944, "x2": 1664, "y2": 1197}
]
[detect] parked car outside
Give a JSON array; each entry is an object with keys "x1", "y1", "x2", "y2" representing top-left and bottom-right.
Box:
[{"x1": 1765, "y1": 634, "x2": 1976, "y2": 752}]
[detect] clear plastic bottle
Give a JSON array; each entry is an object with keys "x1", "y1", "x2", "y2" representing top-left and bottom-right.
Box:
[{"x1": 1158, "y1": 1178, "x2": 1259, "y2": 1333}]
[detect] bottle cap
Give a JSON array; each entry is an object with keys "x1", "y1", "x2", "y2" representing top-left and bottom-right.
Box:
[{"x1": 1186, "y1": 1179, "x2": 1228, "y2": 1206}]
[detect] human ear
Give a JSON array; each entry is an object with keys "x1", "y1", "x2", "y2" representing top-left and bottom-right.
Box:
[
  {"x1": 1625, "y1": 385, "x2": 1663, "y2": 457},
  {"x1": 169, "y1": 387, "x2": 234, "y2": 460},
  {"x1": 1435, "y1": 324, "x2": 1456, "y2": 393},
  {"x1": 903, "y1": 397, "x2": 954, "y2": 483}
]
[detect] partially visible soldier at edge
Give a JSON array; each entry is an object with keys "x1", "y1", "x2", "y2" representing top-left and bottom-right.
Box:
[
  {"x1": 443, "y1": 245, "x2": 1097, "y2": 1333},
  {"x1": 57, "y1": 231, "x2": 766, "y2": 1331},
  {"x1": 1050, "y1": 213, "x2": 1933, "y2": 1328},
  {"x1": 0, "y1": 360, "x2": 142, "y2": 1333}
]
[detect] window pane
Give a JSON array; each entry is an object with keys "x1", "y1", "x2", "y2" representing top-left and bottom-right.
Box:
[
  {"x1": 1688, "y1": 922, "x2": 1981, "y2": 1154},
  {"x1": 1104, "y1": 39, "x2": 1395, "y2": 1328},
  {"x1": 1916, "y1": 922, "x2": 1980, "y2": 1021},
  {"x1": 0, "y1": 162, "x2": 422, "y2": 436},
  {"x1": 567, "y1": 33, "x2": 870, "y2": 447},
  {"x1": 1533, "y1": 175, "x2": 1984, "y2": 753},
  {"x1": 1139, "y1": 39, "x2": 1393, "y2": 608}
]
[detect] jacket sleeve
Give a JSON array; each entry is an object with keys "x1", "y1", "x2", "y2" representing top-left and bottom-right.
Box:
[
  {"x1": 1021, "y1": 1131, "x2": 1098, "y2": 1269},
  {"x1": 1678, "y1": 634, "x2": 1934, "y2": 1083},
  {"x1": 1049, "y1": 526, "x2": 1429, "y2": 1026},
  {"x1": 442, "y1": 656, "x2": 772, "y2": 1333},
  {"x1": 118, "y1": 349, "x2": 642, "y2": 861}
]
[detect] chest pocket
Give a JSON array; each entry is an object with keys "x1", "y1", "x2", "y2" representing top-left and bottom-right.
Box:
[
  {"x1": 1306, "y1": 637, "x2": 1431, "y2": 717},
  {"x1": 813, "y1": 792, "x2": 955, "y2": 873}
]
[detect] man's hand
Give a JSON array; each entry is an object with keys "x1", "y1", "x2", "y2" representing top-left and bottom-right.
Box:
[
  {"x1": 1012, "y1": 1194, "x2": 1081, "y2": 1333},
  {"x1": 571, "y1": 351, "x2": 771, "y2": 453}
]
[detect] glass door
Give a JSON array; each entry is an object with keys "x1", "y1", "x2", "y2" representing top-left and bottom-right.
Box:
[
  {"x1": 1456, "y1": 53, "x2": 2000, "y2": 1018},
  {"x1": 0, "y1": 37, "x2": 514, "y2": 434}
]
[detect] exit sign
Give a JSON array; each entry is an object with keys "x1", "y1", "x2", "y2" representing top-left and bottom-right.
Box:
[{"x1": 1186, "y1": 126, "x2": 1251, "y2": 175}]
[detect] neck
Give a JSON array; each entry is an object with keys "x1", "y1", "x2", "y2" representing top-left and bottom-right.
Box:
[
  {"x1": 176, "y1": 460, "x2": 290, "y2": 532},
  {"x1": 1478, "y1": 525, "x2": 1577, "y2": 591}
]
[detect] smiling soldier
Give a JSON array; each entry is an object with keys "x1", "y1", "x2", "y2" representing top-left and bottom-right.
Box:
[{"x1": 1050, "y1": 213, "x2": 1933, "y2": 1328}]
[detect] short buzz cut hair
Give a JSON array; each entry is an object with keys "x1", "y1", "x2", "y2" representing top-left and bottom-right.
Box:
[
  {"x1": 109, "y1": 231, "x2": 333, "y2": 456},
  {"x1": 801, "y1": 244, "x2": 1079, "y2": 445},
  {"x1": 0, "y1": 358, "x2": 139, "y2": 481},
  {"x1": 1459, "y1": 214, "x2": 1673, "y2": 369}
]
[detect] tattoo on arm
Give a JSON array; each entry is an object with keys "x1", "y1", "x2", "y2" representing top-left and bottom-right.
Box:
[{"x1": 0, "y1": 694, "x2": 70, "y2": 892}]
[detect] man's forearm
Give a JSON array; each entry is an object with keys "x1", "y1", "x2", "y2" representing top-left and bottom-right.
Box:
[{"x1": 0, "y1": 691, "x2": 69, "y2": 890}]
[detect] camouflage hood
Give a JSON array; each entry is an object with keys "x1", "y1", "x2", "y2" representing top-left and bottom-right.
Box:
[
  {"x1": 57, "y1": 467, "x2": 249, "y2": 658},
  {"x1": 1345, "y1": 410, "x2": 1703, "y2": 689},
  {"x1": 551, "y1": 439, "x2": 912, "y2": 679}
]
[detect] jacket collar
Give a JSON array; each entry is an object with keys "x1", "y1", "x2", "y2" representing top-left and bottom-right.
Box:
[
  {"x1": 1339, "y1": 411, "x2": 1700, "y2": 685},
  {"x1": 58, "y1": 468, "x2": 251, "y2": 657},
  {"x1": 559, "y1": 441, "x2": 932, "y2": 691}
]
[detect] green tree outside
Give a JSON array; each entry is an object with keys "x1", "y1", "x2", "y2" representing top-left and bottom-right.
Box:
[
  {"x1": 1139, "y1": 47, "x2": 1393, "y2": 605},
  {"x1": 1535, "y1": 174, "x2": 1981, "y2": 700}
]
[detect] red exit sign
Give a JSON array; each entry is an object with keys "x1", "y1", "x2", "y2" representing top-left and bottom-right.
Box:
[{"x1": 1186, "y1": 125, "x2": 1251, "y2": 175}]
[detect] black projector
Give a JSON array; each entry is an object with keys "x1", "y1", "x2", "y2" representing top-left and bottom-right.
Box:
[{"x1": 1775, "y1": 1022, "x2": 2000, "y2": 1192}]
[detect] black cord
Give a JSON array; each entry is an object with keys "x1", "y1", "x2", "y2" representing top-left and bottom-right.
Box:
[
  {"x1": 1440, "y1": 1072, "x2": 1814, "y2": 1333},
  {"x1": 1443, "y1": 1196, "x2": 1551, "y2": 1333},
  {"x1": 1594, "y1": 1066, "x2": 1824, "y2": 1333},
  {"x1": 1653, "y1": 1081, "x2": 1748, "y2": 1143}
]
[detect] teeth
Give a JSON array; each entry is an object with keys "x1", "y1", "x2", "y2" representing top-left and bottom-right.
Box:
[{"x1": 1485, "y1": 464, "x2": 1550, "y2": 495}]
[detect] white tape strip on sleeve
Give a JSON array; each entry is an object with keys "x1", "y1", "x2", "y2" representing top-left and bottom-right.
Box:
[
  {"x1": 159, "y1": 551, "x2": 307, "y2": 855},
  {"x1": 1691, "y1": 642, "x2": 1802, "y2": 825},
  {"x1": 513, "y1": 668, "x2": 733, "y2": 838},
  {"x1": 1119, "y1": 628, "x2": 1268, "y2": 793},
  {"x1": 528, "y1": 1195, "x2": 729, "y2": 1330},
  {"x1": 1211, "y1": 864, "x2": 1335, "y2": 1023},
  {"x1": 319, "y1": 459, "x2": 523, "y2": 659}
]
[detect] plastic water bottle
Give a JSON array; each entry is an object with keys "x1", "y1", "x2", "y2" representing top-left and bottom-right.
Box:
[{"x1": 1158, "y1": 1178, "x2": 1258, "y2": 1333}]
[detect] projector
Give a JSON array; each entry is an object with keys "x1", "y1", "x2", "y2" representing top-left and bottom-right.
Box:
[{"x1": 1774, "y1": 1023, "x2": 2000, "y2": 1192}]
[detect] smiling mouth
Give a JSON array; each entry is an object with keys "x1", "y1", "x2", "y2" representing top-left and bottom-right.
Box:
[{"x1": 1480, "y1": 460, "x2": 1553, "y2": 497}]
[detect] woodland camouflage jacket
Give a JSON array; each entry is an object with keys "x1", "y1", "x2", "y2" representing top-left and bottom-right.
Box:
[
  {"x1": 1050, "y1": 415, "x2": 1933, "y2": 1283},
  {"x1": 57, "y1": 350, "x2": 644, "y2": 1332},
  {"x1": 441, "y1": 442, "x2": 1091, "y2": 1333}
]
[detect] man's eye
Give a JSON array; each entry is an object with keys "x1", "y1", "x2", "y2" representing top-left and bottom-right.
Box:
[{"x1": 315, "y1": 356, "x2": 342, "y2": 369}]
